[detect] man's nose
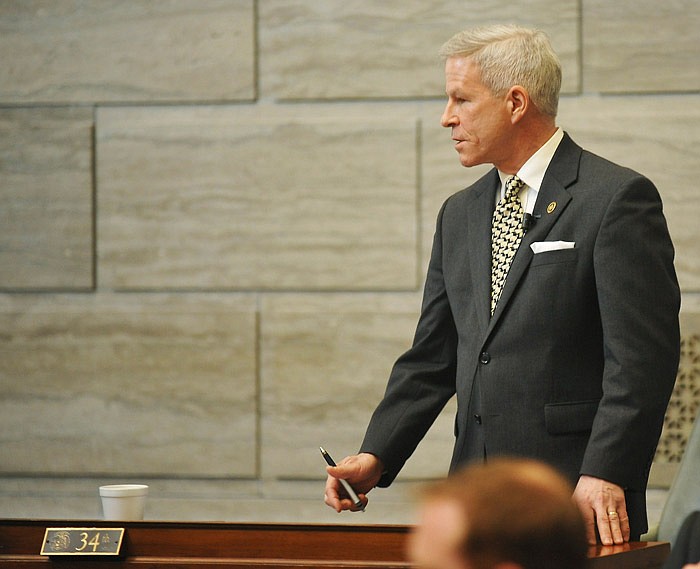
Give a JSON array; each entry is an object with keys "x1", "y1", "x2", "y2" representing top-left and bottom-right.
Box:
[{"x1": 440, "y1": 104, "x2": 456, "y2": 128}]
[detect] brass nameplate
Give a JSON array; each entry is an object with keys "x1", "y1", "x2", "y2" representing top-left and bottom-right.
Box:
[{"x1": 41, "y1": 527, "x2": 124, "y2": 556}]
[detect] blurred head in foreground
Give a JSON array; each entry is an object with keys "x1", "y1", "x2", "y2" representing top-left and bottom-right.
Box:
[{"x1": 407, "y1": 458, "x2": 588, "y2": 569}]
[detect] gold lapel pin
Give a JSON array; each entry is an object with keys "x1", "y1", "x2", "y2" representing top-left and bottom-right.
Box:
[{"x1": 546, "y1": 201, "x2": 557, "y2": 214}]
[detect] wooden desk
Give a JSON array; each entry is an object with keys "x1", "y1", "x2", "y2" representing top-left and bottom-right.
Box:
[
  {"x1": 0, "y1": 519, "x2": 670, "y2": 569},
  {"x1": 588, "y1": 542, "x2": 670, "y2": 569}
]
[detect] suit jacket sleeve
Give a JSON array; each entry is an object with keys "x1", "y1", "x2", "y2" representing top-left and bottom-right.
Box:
[
  {"x1": 580, "y1": 173, "x2": 680, "y2": 490},
  {"x1": 359, "y1": 200, "x2": 458, "y2": 486}
]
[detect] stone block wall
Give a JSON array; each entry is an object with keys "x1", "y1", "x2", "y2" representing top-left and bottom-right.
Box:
[{"x1": 1, "y1": 0, "x2": 699, "y2": 523}]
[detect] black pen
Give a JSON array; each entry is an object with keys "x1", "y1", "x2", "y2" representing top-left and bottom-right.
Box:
[{"x1": 320, "y1": 447, "x2": 365, "y2": 511}]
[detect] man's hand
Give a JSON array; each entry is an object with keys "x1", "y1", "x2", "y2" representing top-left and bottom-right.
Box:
[
  {"x1": 573, "y1": 475, "x2": 630, "y2": 545},
  {"x1": 324, "y1": 452, "x2": 384, "y2": 512}
]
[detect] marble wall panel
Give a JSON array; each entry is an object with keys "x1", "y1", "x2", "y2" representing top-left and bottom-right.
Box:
[
  {"x1": 259, "y1": 0, "x2": 580, "y2": 100},
  {"x1": 0, "y1": 294, "x2": 257, "y2": 477},
  {"x1": 3, "y1": 0, "x2": 699, "y2": 522},
  {"x1": 0, "y1": 108, "x2": 93, "y2": 290},
  {"x1": 583, "y1": 0, "x2": 700, "y2": 93},
  {"x1": 558, "y1": 95, "x2": 700, "y2": 291},
  {"x1": 260, "y1": 293, "x2": 456, "y2": 480},
  {"x1": 0, "y1": 1, "x2": 254, "y2": 104},
  {"x1": 97, "y1": 106, "x2": 417, "y2": 291}
]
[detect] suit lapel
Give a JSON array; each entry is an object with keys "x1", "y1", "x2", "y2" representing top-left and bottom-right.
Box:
[
  {"x1": 466, "y1": 170, "x2": 499, "y2": 333},
  {"x1": 487, "y1": 133, "x2": 581, "y2": 328}
]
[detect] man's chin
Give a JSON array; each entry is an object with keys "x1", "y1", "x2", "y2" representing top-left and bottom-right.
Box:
[{"x1": 458, "y1": 155, "x2": 481, "y2": 168}]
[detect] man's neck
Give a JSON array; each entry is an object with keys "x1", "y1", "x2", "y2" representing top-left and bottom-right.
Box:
[{"x1": 497, "y1": 122, "x2": 558, "y2": 175}]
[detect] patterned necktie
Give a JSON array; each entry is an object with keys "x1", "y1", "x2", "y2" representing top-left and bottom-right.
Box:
[{"x1": 491, "y1": 175, "x2": 525, "y2": 316}]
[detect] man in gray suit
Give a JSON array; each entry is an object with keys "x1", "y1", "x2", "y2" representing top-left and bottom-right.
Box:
[{"x1": 324, "y1": 24, "x2": 680, "y2": 545}]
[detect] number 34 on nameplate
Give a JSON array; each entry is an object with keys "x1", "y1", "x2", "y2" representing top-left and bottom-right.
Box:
[{"x1": 40, "y1": 527, "x2": 124, "y2": 556}]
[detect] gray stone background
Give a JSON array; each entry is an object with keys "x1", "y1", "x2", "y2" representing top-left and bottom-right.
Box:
[{"x1": 1, "y1": 0, "x2": 699, "y2": 525}]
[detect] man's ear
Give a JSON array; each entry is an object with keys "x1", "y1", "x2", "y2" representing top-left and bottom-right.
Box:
[{"x1": 507, "y1": 85, "x2": 529, "y2": 123}]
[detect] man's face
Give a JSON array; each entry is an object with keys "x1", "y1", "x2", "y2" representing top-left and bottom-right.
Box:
[
  {"x1": 407, "y1": 499, "x2": 470, "y2": 569},
  {"x1": 440, "y1": 57, "x2": 513, "y2": 169}
]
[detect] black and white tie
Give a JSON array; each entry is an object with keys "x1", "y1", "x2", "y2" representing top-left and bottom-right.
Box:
[{"x1": 491, "y1": 175, "x2": 525, "y2": 316}]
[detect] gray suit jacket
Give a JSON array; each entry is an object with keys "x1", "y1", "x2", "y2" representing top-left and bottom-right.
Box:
[{"x1": 360, "y1": 133, "x2": 680, "y2": 536}]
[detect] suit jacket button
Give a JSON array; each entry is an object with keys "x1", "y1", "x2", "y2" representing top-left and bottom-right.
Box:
[
  {"x1": 474, "y1": 414, "x2": 482, "y2": 424},
  {"x1": 479, "y1": 351, "x2": 491, "y2": 364}
]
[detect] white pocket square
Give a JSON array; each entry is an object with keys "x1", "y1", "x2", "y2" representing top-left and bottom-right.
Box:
[{"x1": 530, "y1": 241, "x2": 575, "y2": 254}]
